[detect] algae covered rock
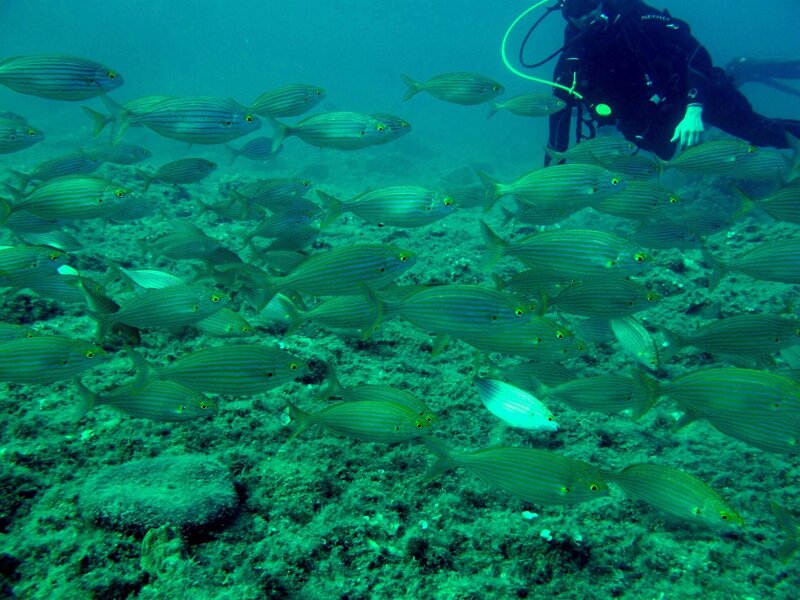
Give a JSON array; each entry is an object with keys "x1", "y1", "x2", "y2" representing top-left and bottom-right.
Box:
[{"x1": 79, "y1": 454, "x2": 238, "y2": 533}]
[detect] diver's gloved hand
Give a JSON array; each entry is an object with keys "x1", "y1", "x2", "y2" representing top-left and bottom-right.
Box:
[{"x1": 670, "y1": 104, "x2": 704, "y2": 148}]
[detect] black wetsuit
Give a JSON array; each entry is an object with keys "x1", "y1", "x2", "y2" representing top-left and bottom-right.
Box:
[{"x1": 547, "y1": 0, "x2": 800, "y2": 161}]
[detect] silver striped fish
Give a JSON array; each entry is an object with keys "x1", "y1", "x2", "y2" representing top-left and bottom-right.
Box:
[
  {"x1": 370, "y1": 113, "x2": 412, "y2": 144},
  {"x1": 287, "y1": 397, "x2": 434, "y2": 443},
  {"x1": 544, "y1": 137, "x2": 636, "y2": 166},
  {"x1": 664, "y1": 367, "x2": 800, "y2": 454},
  {"x1": 478, "y1": 163, "x2": 626, "y2": 211},
  {"x1": 91, "y1": 284, "x2": 228, "y2": 340},
  {"x1": 487, "y1": 93, "x2": 566, "y2": 119},
  {"x1": 0, "y1": 118, "x2": 43, "y2": 154},
  {"x1": 592, "y1": 180, "x2": 680, "y2": 221},
  {"x1": 662, "y1": 139, "x2": 758, "y2": 175},
  {"x1": 154, "y1": 345, "x2": 306, "y2": 395},
  {"x1": 9, "y1": 153, "x2": 102, "y2": 189},
  {"x1": 603, "y1": 463, "x2": 743, "y2": 529},
  {"x1": 707, "y1": 238, "x2": 800, "y2": 290},
  {"x1": 261, "y1": 244, "x2": 417, "y2": 304},
  {"x1": 0, "y1": 336, "x2": 105, "y2": 384},
  {"x1": 733, "y1": 183, "x2": 800, "y2": 225},
  {"x1": 194, "y1": 308, "x2": 253, "y2": 338},
  {"x1": 481, "y1": 221, "x2": 651, "y2": 280},
  {"x1": 543, "y1": 373, "x2": 658, "y2": 419},
  {"x1": 224, "y1": 136, "x2": 277, "y2": 164},
  {"x1": 662, "y1": 314, "x2": 800, "y2": 362},
  {"x1": 75, "y1": 378, "x2": 215, "y2": 422},
  {"x1": 391, "y1": 284, "x2": 534, "y2": 339},
  {"x1": 543, "y1": 278, "x2": 660, "y2": 318},
  {"x1": 423, "y1": 437, "x2": 609, "y2": 505},
  {"x1": 119, "y1": 96, "x2": 260, "y2": 145},
  {"x1": 269, "y1": 112, "x2": 392, "y2": 152},
  {"x1": 142, "y1": 158, "x2": 217, "y2": 191},
  {"x1": 280, "y1": 292, "x2": 385, "y2": 339},
  {"x1": 317, "y1": 186, "x2": 455, "y2": 228},
  {"x1": 83, "y1": 143, "x2": 151, "y2": 165},
  {"x1": 401, "y1": 72, "x2": 504, "y2": 105},
  {"x1": 12, "y1": 175, "x2": 131, "y2": 221},
  {"x1": 250, "y1": 83, "x2": 326, "y2": 117},
  {"x1": 0, "y1": 54, "x2": 123, "y2": 100}
]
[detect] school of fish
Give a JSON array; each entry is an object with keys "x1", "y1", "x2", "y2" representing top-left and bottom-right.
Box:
[{"x1": 3, "y1": 54, "x2": 800, "y2": 562}]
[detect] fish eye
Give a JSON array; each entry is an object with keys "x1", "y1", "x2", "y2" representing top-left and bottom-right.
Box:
[
  {"x1": 245, "y1": 114, "x2": 254, "y2": 122},
  {"x1": 399, "y1": 254, "x2": 409, "y2": 262},
  {"x1": 200, "y1": 401, "x2": 210, "y2": 410},
  {"x1": 27, "y1": 129, "x2": 36, "y2": 136},
  {"x1": 556, "y1": 331, "x2": 566, "y2": 339},
  {"x1": 108, "y1": 71, "x2": 117, "y2": 79},
  {"x1": 590, "y1": 484, "x2": 600, "y2": 492},
  {"x1": 747, "y1": 146, "x2": 757, "y2": 153},
  {"x1": 211, "y1": 294, "x2": 221, "y2": 303},
  {"x1": 115, "y1": 189, "x2": 127, "y2": 198},
  {"x1": 515, "y1": 308, "x2": 524, "y2": 317},
  {"x1": 192, "y1": 304, "x2": 200, "y2": 311},
  {"x1": 634, "y1": 253, "x2": 646, "y2": 262},
  {"x1": 720, "y1": 513, "x2": 729, "y2": 521},
  {"x1": 547, "y1": 415, "x2": 555, "y2": 421},
  {"x1": 443, "y1": 198, "x2": 453, "y2": 206},
  {"x1": 48, "y1": 252, "x2": 60, "y2": 260},
  {"x1": 289, "y1": 363, "x2": 299, "y2": 371},
  {"x1": 415, "y1": 421, "x2": 423, "y2": 429},
  {"x1": 611, "y1": 177, "x2": 621, "y2": 185},
  {"x1": 669, "y1": 196, "x2": 679, "y2": 204},
  {"x1": 534, "y1": 337, "x2": 543, "y2": 344},
  {"x1": 85, "y1": 350, "x2": 95, "y2": 359}
]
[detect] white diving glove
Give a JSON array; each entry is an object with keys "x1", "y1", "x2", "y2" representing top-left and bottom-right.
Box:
[{"x1": 670, "y1": 103, "x2": 704, "y2": 149}]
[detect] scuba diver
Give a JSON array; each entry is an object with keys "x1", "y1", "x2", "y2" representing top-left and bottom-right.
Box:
[{"x1": 542, "y1": 0, "x2": 800, "y2": 163}]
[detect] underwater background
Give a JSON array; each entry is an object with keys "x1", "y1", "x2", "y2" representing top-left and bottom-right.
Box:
[{"x1": 2, "y1": 0, "x2": 800, "y2": 598}]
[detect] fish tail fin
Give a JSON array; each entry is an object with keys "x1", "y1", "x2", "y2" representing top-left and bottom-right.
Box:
[
  {"x1": 125, "y1": 347, "x2": 152, "y2": 385},
  {"x1": 316, "y1": 190, "x2": 344, "y2": 228},
  {"x1": 786, "y1": 132, "x2": 800, "y2": 171},
  {"x1": 285, "y1": 400, "x2": 311, "y2": 440},
  {"x1": 659, "y1": 326, "x2": 685, "y2": 362},
  {"x1": 421, "y1": 436, "x2": 457, "y2": 482},
  {"x1": 73, "y1": 378, "x2": 96, "y2": 420},
  {"x1": 543, "y1": 146, "x2": 565, "y2": 164},
  {"x1": 478, "y1": 220, "x2": 507, "y2": 270},
  {"x1": 81, "y1": 106, "x2": 111, "y2": 137},
  {"x1": 277, "y1": 296, "x2": 304, "y2": 336},
  {"x1": 770, "y1": 500, "x2": 800, "y2": 563},
  {"x1": 267, "y1": 116, "x2": 290, "y2": 153},
  {"x1": 224, "y1": 144, "x2": 239, "y2": 166},
  {"x1": 313, "y1": 361, "x2": 344, "y2": 402},
  {"x1": 359, "y1": 284, "x2": 385, "y2": 340},
  {"x1": 729, "y1": 186, "x2": 756, "y2": 221},
  {"x1": 400, "y1": 74, "x2": 421, "y2": 101},
  {"x1": 486, "y1": 102, "x2": 500, "y2": 119},
  {"x1": 630, "y1": 368, "x2": 660, "y2": 420},
  {"x1": 7, "y1": 169, "x2": 31, "y2": 191},
  {"x1": 2, "y1": 182, "x2": 24, "y2": 202},
  {"x1": 499, "y1": 206, "x2": 516, "y2": 228},
  {"x1": 476, "y1": 171, "x2": 501, "y2": 211},
  {"x1": 701, "y1": 245, "x2": 727, "y2": 291},
  {"x1": 99, "y1": 95, "x2": 130, "y2": 145}
]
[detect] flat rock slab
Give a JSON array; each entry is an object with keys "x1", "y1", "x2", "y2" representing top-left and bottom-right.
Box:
[{"x1": 79, "y1": 454, "x2": 238, "y2": 533}]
